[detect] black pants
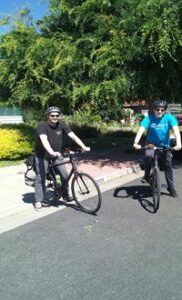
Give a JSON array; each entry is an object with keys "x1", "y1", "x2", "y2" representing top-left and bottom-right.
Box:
[
  {"x1": 144, "y1": 149, "x2": 175, "y2": 191},
  {"x1": 34, "y1": 156, "x2": 69, "y2": 203}
]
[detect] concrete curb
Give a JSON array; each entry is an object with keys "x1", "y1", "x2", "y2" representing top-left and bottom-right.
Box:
[{"x1": 95, "y1": 164, "x2": 141, "y2": 184}]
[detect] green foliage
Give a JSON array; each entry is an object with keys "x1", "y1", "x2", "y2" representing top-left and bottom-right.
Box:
[
  {"x1": 134, "y1": 113, "x2": 144, "y2": 122},
  {"x1": 137, "y1": 0, "x2": 182, "y2": 62},
  {"x1": 63, "y1": 109, "x2": 107, "y2": 137},
  {"x1": 119, "y1": 0, "x2": 182, "y2": 100},
  {"x1": 0, "y1": 124, "x2": 35, "y2": 160},
  {"x1": 0, "y1": 108, "x2": 139, "y2": 163},
  {"x1": 1, "y1": 0, "x2": 182, "y2": 114},
  {"x1": 21, "y1": 107, "x2": 45, "y2": 127}
]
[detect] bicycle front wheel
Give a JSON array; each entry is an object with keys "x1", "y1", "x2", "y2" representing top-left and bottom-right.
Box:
[
  {"x1": 71, "y1": 172, "x2": 102, "y2": 214},
  {"x1": 152, "y1": 167, "x2": 161, "y2": 213}
]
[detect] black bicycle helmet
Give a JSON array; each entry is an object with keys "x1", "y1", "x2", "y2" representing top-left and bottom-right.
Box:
[
  {"x1": 153, "y1": 99, "x2": 168, "y2": 109},
  {"x1": 45, "y1": 106, "x2": 61, "y2": 115}
]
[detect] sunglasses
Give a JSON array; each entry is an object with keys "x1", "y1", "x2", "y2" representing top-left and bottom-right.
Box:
[
  {"x1": 49, "y1": 114, "x2": 59, "y2": 118},
  {"x1": 155, "y1": 108, "x2": 165, "y2": 112}
]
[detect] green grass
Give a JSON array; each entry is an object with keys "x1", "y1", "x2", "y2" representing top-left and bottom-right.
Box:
[{"x1": 0, "y1": 159, "x2": 25, "y2": 168}]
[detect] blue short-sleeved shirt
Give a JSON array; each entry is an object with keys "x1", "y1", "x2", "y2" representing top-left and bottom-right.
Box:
[{"x1": 140, "y1": 113, "x2": 178, "y2": 147}]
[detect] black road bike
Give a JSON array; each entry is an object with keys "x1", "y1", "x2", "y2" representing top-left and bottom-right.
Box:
[
  {"x1": 45, "y1": 149, "x2": 102, "y2": 214},
  {"x1": 140, "y1": 146, "x2": 171, "y2": 213}
]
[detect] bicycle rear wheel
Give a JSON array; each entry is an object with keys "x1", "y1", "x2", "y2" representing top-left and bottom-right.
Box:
[
  {"x1": 71, "y1": 172, "x2": 102, "y2": 214},
  {"x1": 151, "y1": 167, "x2": 161, "y2": 212}
]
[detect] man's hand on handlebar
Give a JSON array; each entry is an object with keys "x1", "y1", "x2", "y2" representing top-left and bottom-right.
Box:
[
  {"x1": 172, "y1": 145, "x2": 181, "y2": 151},
  {"x1": 133, "y1": 143, "x2": 181, "y2": 151},
  {"x1": 63, "y1": 147, "x2": 91, "y2": 155},
  {"x1": 133, "y1": 143, "x2": 141, "y2": 150},
  {"x1": 133, "y1": 143, "x2": 155, "y2": 150},
  {"x1": 52, "y1": 151, "x2": 62, "y2": 158},
  {"x1": 82, "y1": 146, "x2": 91, "y2": 152}
]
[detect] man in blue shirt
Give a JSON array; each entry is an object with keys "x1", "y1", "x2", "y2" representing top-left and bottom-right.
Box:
[{"x1": 133, "y1": 100, "x2": 181, "y2": 197}]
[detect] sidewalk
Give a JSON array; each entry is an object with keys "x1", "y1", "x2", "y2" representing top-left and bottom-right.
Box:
[{"x1": 0, "y1": 147, "x2": 142, "y2": 234}]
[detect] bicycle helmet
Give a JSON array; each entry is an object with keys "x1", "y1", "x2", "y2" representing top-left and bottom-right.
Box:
[
  {"x1": 45, "y1": 106, "x2": 61, "y2": 115},
  {"x1": 153, "y1": 99, "x2": 168, "y2": 109}
]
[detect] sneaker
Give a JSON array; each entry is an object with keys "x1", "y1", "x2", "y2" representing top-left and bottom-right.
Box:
[
  {"x1": 34, "y1": 201, "x2": 42, "y2": 210},
  {"x1": 167, "y1": 188, "x2": 178, "y2": 198}
]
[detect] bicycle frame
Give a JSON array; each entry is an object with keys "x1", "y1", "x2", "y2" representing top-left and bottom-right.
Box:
[
  {"x1": 48, "y1": 152, "x2": 80, "y2": 192},
  {"x1": 141, "y1": 146, "x2": 171, "y2": 169},
  {"x1": 151, "y1": 147, "x2": 171, "y2": 170},
  {"x1": 45, "y1": 150, "x2": 102, "y2": 214}
]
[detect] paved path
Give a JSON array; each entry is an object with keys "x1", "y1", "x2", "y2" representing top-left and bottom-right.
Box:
[
  {"x1": 0, "y1": 147, "x2": 142, "y2": 234},
  {"x1": 1, "y1": 166, "x2": 182, "y2": 300}
]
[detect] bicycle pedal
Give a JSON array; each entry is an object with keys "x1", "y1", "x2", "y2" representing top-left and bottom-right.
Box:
[
  {"x1": 63, "y1": 196, "x2": 74, "y2": 202},
  {"x1": 141, "y1": 178, "x2": 148, "y2": 183}
]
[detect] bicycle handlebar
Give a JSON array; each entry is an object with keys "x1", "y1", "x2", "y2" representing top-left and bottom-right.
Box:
[
  {"x1": 63, "y1": 148, "x2": 87, "y2": 157},
  {"x1": 137, "y1": 145, "x2": 172, "y2": 151}
]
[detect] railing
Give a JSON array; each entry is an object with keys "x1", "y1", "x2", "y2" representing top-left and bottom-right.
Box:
[{"x1": 0, "y1": 116, "x2": 23, "y2": 124}]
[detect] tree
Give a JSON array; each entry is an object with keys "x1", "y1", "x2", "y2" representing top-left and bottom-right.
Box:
[
  {"x1": 120, "y1": 0, "x2": 182, "y2": 101},
  {"x1": 1, "y1": 0, "x2": 182, "y2": 118},
  {"x1": 38, "y1": 0, "x2": 136, "y2": 117}
]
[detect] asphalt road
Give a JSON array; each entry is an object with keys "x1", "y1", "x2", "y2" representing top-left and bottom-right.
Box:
[{"x1": 0, "y1": 161, "x2": 182, "y2": 300}]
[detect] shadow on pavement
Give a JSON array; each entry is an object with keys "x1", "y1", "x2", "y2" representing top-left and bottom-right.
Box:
[
  {"x1": 172, "y1": 160, "x2": 182, "y2": 169},
  {"x1": 22, "y1": 192, "x2": 34, "y2": 205},
  {"x1": 113, "y1": 185, "x2": 158, "y2": 214},
  {"x1": 22, "y1": 193, "x2": 99, "y2": 215},
  {"x1": 22, "y1": 192, "x2": 68, "y2": 208}
]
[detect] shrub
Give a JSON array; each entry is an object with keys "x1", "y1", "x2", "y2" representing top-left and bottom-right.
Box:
[
  {"x1": 63, "y1": 111, "x2": 113, "y2": 137},
  {"x1": 22, "y1": 107, "x2": 45, "y2": 127},
  {"x1": 0, "y1": 124, "x2": 35, "y2": 160}
]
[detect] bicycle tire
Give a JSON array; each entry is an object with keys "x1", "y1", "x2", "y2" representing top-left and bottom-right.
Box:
[
  {"x1": 71, "y1": 172, "x2": 102, "y2": 214},
  {"x1": 151, "y1": 167, "x2": 161, "y2": 212}
]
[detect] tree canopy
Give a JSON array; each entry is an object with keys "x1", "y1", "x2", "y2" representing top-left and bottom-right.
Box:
[{"x1": 0, "y1": 0, "x2": 182, "y2": 118}]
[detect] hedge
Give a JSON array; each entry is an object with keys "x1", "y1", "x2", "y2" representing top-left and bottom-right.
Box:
[{"x1": 0, "y1": 124, "x2": 35, "y2": 160}]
